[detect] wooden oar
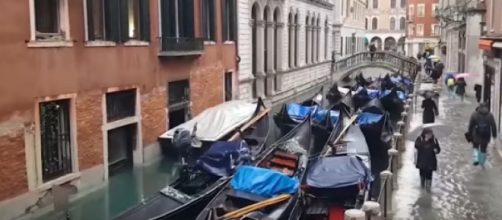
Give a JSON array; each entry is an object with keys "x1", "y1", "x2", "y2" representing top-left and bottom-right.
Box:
[
  {"x1": 221, "y1": 194, "x2": 291, "y2": 219},
  {"x1": 323, "y1": 115, "x2": 359, "y2": 156},
  {"x1": 229, "y1": 108, "x2": 271, "y2": 141}
]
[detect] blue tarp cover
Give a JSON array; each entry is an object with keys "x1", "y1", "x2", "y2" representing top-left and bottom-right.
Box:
[
  {"x1": 286, "y1": 103, "x2": 316, "y2": 122},
  {"x1": 330, "y1": 110, "x2": 340, "y2": 126},
  {"x1": 197, "y1": 141, "x2": 250, "y2": 177},
  {"x1": 313, "y1": 109, "x2": 329, "y2": 125},
  {"x1": 358, "y1": 112, "x2": 383, "y2": 125},
  {"x1": 306, "y1": 156, "x2": 372, "y2": 189},
  {"x1": 396, "y1": 91, "x2": 406, "y2": 101},
  {"x1": 367, "y1": 89, "x2": 380, "y2": 99},
  {"x1": 231, "y1": 166, "x2": 299, "y2": 198}
]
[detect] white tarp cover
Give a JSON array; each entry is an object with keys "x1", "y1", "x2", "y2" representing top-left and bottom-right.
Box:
[{"x1": 159, "y1": 100, "x2": 257, "y2": 141}]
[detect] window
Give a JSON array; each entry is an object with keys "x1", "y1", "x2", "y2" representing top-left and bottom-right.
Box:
[
  {"x1": 390, "y1": 17, "x2": 396, "y2": 30},
  {"x1": 346, "y1": 0, "x2": 351, "y2": 17},
  {"x1": 409, "y1": 5, "x2": 414, "y2": 17},
  {"x1": 305, "y1": 17, "x2": 309, "y2": 64},
  {"x1": 365, "y1": 18, "x2": 368, "y2": 30},
  {"x1": 106, "y1": 89, "x2": 137, "y2": 122},
  {"x1": 432, "y1": 4, "x2": 438, "y2": 17},
  {"x1": 325, "y1": 20, "x2": 329, "y2": 59},
  {"x1": 432, "y1": 24, "x2": 440, "y2": 36},
  {"x1": 161, "y1": 0, "x2": 195, "y2": 38},
  {"x1": 373, "y1": 0, "x2": 378, "y2": 9},
  {"x1": 86, "y1": 0, "x2": 150, "y2": 42},
  {"x1": 401, "y1": 0, "x2": 406, "y2": 8},
  {"x1": 225, "y1": 72, "x2": 233, "y2": 101},
  {"x1": 202, "y1": 0, "x2": 215, "y2": 41},
  {"x1": 372, "y1": 17, "x2": 378, "y2": 30},
  {"x1": 391, "y1": 0, "x2": 396, "y2": 8},
  {"x1": 400, "y1": 17, "x2": 406, "y2": 30},
  {"x1": 39, "y1": 99, "x2": 73, "y2": 182},
  {"x1": 416, "y1": 24, "x2": 424, "y2": 36},
  {"x1": 222, "y1": 0, "x2": 236, "y2": 41},
  {"x1": 32, "y1": 0, "x2": 70, "y2": 42},
  {"x1": 417, "y1": 4, "x2": 425, "y2": 17},
  {"x1": 294, "y1": 14, "x2": 299, "y2": 67},
  {"x1": 408, "y1": 24, "x2": 414, "y2": 36}
]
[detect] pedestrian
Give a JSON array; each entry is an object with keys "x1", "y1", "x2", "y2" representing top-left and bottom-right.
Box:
[
  {"x1": 446, "y1": 77, "x2": 456, "y2": 99},
  {"x1": 422, "y1": 93, "x2": 438, "y2": 124},
  {"x1": 424, "y1": 57, "x2": 433, "y2": 76},
  {"x1": 369, "y1": 43, "x2": 376, "y2": 61},
  {"x1": 468, "y1": 102, "x2": 497, "y2": 168},
  {"x1": 455, "y1": 77, "x2": 467, "y2": 102},
  {"x1": 474, "y1": 84, "x2": 482, "y2": 103},
  {"x1": 431, "y1": 60, "x2": 444, "y2": 84},
  {"x1": 415, "y1": 128, "x2": 441, "y2": 190}
]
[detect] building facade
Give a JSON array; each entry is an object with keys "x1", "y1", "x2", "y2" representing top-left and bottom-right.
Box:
[
  {"x1": 236, "y1": 0, "x2": 336, "y2": 103},
  {"x1": 406, "y1": 0, "x2": 440, "y2": 57},
  {"x1": 365, "y1": 0, "x2": 407, "y2": 53},
  {"x1": 438, "y1": 0, "x2": 484, "y2": 96},
  {"x1": 0, "y1": 0, "x2": 237, "y2": 218},
  {"x1": 333, "y1": 0, "x2": 368, "y2": 58},
  {"x1": 478, "y1": 0, "x2": 502, "y2": 137}
]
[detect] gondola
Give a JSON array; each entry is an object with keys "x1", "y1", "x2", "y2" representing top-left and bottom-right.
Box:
[
  {"x1": 115, "y1": 101, "x2": 272, "y2": 220},
  {"x1": 294, "y1": 113, "x2": 373, "y2": 220},
  {"x1": 196, "y1": 118, "x2": 314, "y2": 220}
]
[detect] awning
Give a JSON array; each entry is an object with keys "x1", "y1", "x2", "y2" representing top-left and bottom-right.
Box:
[{"x1": 479, "y1": 39, "x2": 493, "y2": 51}]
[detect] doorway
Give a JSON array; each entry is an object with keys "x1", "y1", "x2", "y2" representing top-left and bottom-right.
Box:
[
  {"x1": 168, "y1": 80, "x2": 190, "y2": 129},
  {"x1": 108, "y1": 124, "x2": 137, "y2": 175}
]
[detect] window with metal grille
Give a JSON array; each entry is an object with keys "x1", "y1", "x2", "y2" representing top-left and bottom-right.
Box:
[
  {"x1": 168, "y1": 80, "x2": 190, "y2": 107},
  {"x1": 106, "y1": 89, "x2": 136, "y2": 122},
  {"x1": 39, "y1": 99, "x2": 72, "y2": 182}
]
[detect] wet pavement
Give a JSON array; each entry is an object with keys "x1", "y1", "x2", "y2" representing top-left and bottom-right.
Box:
[{"x1": 393, "y1": 82, "x2": 502, "y2": 220}]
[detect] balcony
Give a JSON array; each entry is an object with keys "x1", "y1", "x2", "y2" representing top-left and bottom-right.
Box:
[{"x1": 158, "y1": 37, "x2": 204, "y2": 57}]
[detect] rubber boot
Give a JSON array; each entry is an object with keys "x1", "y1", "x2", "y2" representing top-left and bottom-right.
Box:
[
  {"x1": 420, "y1": 176, "x2": 426, "y2": 189},
  {"x1": 479, "y1": 152, "x2": 487, "y2": 169},
  {"x1": 473, "y1": 148, "x2": 479, "y2": 166}
]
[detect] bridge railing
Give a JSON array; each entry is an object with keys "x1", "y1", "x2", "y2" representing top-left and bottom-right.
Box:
[{"x1": 333, "y1": 51, "x2": 420, "y2": 80}]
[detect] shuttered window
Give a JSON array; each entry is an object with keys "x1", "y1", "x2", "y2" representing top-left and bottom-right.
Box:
[
  {"x1": 86, "y1": 0, "x2": 150, "y2": 42},
  {"x1": 222, "y1": 0, "x2": 236, "y2": 41},
  {"x1": 202, "y1": 0, "x2": 215, "y2": 41},
  {"x1": 161, "y1": 0, "x2": 194, "y2": 38}
]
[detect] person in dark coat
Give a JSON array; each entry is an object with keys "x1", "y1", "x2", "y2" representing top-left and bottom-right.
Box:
[
  {"x1": 369, "y1": 44, "x2": 376, "y2": 61},
  {"x1": 431, "y1": 61, "x2": 444, "y2": 84},
  {"x1": 455, "y1": 77, "x2": 467, "y2": 102},
  {"x1": 415, "y1": 128, "x2": 441, "y2": 190},
  {"x1": 468, "y1": 103, "x2": 497, "y2": 168},
  {"x1": 421, "y1": 94, "x2": 438, "y2": 123},
  {"x1": 474, "y1": 84, "x2": 482, "y2": 103}
]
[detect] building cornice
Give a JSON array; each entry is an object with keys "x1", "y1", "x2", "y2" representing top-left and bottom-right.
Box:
[{"x1": 297, "y1": 0, "x2": 334, "y2": 10}]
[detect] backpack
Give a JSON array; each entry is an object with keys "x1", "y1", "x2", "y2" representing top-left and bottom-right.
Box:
[
  {"x1": 447, "y1": 78, "x2": 455, "y2": 87},
  {"x1": 475, "y1": 121, "x2": 491, "y2": 139}
]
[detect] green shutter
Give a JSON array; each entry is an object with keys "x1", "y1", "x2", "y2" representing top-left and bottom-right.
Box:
[
  {"x1": 105, "y1": 0, "x2": 120, "y2": 42},
  {"x1": 221, "y1": 0, "x2": 227, "y2": 41},
  {"x1": 209, "y1": 0, "x2": 215, "y2": 41},
  {"x1": 139, "y1": 0, "x2": 150, "y2": 42},
  {"x1": 119, "y1": 0, "x2": 129, "y2": 42},
  {"x1": 86, "y1": 0, "x2": 95, "y2": 41}
]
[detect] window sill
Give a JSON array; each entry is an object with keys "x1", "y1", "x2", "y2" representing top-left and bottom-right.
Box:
[
  {"x1": 85, "y1": 41, "x2": 117, "y2": 47},
  {"x1": 204, "y1": 41, "x2": 216, "y2": 45},
  {"x1": 27, "y1": 40, "x2": 74, "y2": 48},
  {"x1": 37, "y1": 172, "x2": 81, "y2": 192},
  {"x1": 223, "y1": 41, "x2": 235, "y2": 45},
  {"x1": 124, "y1": 40, "x2": 150, "y2": 47}
]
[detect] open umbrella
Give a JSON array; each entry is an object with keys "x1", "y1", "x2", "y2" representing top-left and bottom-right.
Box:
[
  {"x1": 428, "y1": 55, "x2": 440, "y2": 61},
  {"x1": 407, "y1": 123, "x2": 453, "y2": 141},
  {"x1": 455, "y1": 73, "x2": 470, "y2": 79}
]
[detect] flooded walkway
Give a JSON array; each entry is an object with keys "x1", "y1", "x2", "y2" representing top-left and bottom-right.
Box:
[
  {"x1": 393, "y1": 82, "x2": 502, "y2": 220},
  {"x1": 33, "y1": 158, "x2": 178, "y2": 220}
]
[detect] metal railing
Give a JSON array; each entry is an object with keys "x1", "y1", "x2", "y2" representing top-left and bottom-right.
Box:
[{"x1": 158, "y1": 37, "x2": 204, "y2": 56}]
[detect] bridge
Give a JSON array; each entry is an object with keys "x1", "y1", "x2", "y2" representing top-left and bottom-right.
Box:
[{"x1": 271, "y1": 51, "x2": 420, "y2": 106}]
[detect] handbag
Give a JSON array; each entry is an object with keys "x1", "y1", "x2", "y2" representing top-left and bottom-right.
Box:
[{"x1": 464, "y1": 132, "x2": 472, "y2": 143}]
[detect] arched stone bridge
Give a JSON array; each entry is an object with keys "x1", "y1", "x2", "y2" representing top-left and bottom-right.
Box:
[{"x1": 272, "y1": 51, "x2": 420, "y2": 107}]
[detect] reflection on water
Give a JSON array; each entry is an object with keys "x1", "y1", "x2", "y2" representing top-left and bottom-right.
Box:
[{"x1": 36, "y1": 158, "x2": 178, "y2": 220}]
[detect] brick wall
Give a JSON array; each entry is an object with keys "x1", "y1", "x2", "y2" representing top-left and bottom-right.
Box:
[
  {"x1": 76, "y1": 90, "x2": 103, "y2": 170},
  {"x1": 191, "y1": 63, "x2": 225, "y2": 115},
  {"x1": 141, "y1": 87, "x2": 167, "y2": 146},
  {"x1": 0, "y1": 129, "x2": 27, "y2": 201}
]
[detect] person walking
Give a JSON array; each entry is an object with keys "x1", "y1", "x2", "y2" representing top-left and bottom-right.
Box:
[
  {"x1": 446, "y1": 77, "x2": 456, "y2": 99},
  {"x1": 468, "y1": 103, "x2": 497, "y2": 168},
  {"x1": 455, "y1": 77, "x2": 467, "y2": 102},
  {"x1": 431, "y1": 61, "x2": 444, "y2": 84},
  {"x1": 415, "y1": 128, "x2": 441, "y2": 190},
  {"x1": 474, "y1": 84, "x2": 482, "y2": 103},
  {"x1": 369, "y1": 43, "x2": 376, "y2": 61},
  {"x1": 422, "y1": 93, "x2": 438, "y2": 123}
]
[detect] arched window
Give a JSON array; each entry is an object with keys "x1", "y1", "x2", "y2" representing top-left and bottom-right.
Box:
[
  {"x1": 400, "y1": 17, "x2": 406, "y2": 30},
  {"x1": 311, "y1": 18, "x2": 315, "y2": 63},
  {"x1": 401, "y1": 0, "x2": 406, "y2": 8},
  {"x1": 273, "y1": 8, "x2": 280, "y2": 72},
  {"x1": 391, "y1": 0, "x2": 396, "y2": 8},
  {"x1": 372, "y1": 17, "x2": 378, "y2": 30},
  {"x1": 373, "y1": 0, "x2": 378, "y2": 9},
  {"x1": 325, "y1": 19, "x2": 329, "y2": 59},
  {"x1": 294, "y1": 14, "x2": 298, "y2": 67},
  {"x1": 390, "y1": 17, "x2": 396, "y2": 30},
  {"x1": 305, "y1": 16, "x2": 309, "y2": 64},
  {"x1": 365, "y1": 18, "x2": 368, "y2": 30},
  {"x1": 251, "y1": 3, "x2": 259, "y2": 98}
]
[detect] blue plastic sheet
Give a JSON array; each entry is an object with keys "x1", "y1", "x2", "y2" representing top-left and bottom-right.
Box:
[
  {"x1": 306, "y1": 156, "x2": 372, "y2": 189},
  {"x1": 313, "y1": 109, "x2": 329, "y2": 125},
  {"x1": 231, "y1": 166, "x2": 299, "y2": 198},
  {"x1": 330, "y1": 110, "x2": 340, "y2": 126},
  {"x1": 358, "y1": 112, "x2": 383, "y2": 125},
  {"x1": 286, "y1": 103, "x2": 316, "y2": 122},
  {"x1": 197, "y1": 141, "x2": 250, "y2": 177},
  {"x1": 367, "y1": 89, "x2": 380, "y2": 99}
]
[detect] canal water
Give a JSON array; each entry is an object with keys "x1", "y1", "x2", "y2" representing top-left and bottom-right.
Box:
[{"x1": 34, "y1": 158, "x2": 179, "y2": 220}]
